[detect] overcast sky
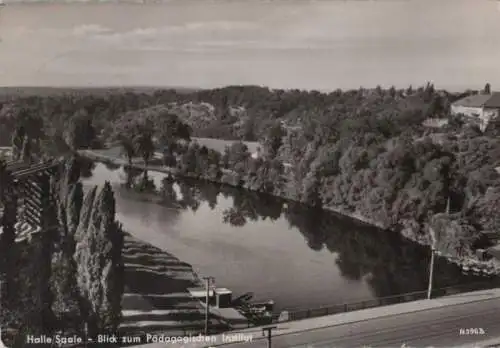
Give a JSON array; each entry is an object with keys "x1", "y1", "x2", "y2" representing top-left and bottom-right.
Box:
[{"x1": 1, "y1": 0, "x2": 500, "y2": 90}]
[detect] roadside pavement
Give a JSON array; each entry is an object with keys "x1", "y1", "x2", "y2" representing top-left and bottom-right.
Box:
[
  {"x1": 128, "y1": 287, "x2": 500, "y2": 348},
  {"x1": 456, "y1": 337, "x2": 500, "y2": 347}
]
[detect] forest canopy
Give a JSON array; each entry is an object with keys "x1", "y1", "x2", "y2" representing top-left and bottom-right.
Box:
[{"x1": 1, "y1": 84, "x2": 499, "y2": 260}]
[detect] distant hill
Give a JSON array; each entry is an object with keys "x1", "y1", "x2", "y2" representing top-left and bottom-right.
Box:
[{"x1": 0, "y1": 86, "x2": 201, "y2": 98}]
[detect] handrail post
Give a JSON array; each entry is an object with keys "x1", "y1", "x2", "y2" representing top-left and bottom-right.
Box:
[
  {"x1": 262, "y1": 326, "x2": 277, "y2": 348},
  {"x1": 0, "y1": 279, "x2": 4, "y2": 348},
  {"x1": 203, "y1": 276, "x2": 215, "y2": 335},
  {"x1": 427, "y1": 246, "x2": 436, "y2": 300}
]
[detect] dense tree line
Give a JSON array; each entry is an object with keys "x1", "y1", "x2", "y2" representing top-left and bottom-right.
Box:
[{"x1": 0, "y1": 83, "x2": 469, "y2": 147}]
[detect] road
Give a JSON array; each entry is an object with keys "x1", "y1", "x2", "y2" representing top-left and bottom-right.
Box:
[{"x1": 212, "y1": 297, "x2": 500, "y2": 348}]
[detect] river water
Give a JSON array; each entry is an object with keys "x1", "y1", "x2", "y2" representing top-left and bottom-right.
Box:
[{"x1": 82, "y1": 162, "x2": 487, "y2": 312}]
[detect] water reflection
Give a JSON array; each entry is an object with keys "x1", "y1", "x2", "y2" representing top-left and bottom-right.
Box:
[
  {"x1": 221, "y1": 191, "x2": 282, "y2": 227},
  {"x1": 76, "y1": 155, "x2": 95, "y2": 179},
  {"x1": 84, "y1": 163, "x2": 489, "y2": 310}
]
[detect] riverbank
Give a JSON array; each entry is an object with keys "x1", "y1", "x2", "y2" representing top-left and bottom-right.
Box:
[
  {"x1": 120, "y1": 232, "x2": 217, "y2": 336},
  {"x1": 78, "y1": 148, "x2": 500, "y2": 276},
  {"x1": 121, "y1": 233, "x2": 258, "y2": 336}
]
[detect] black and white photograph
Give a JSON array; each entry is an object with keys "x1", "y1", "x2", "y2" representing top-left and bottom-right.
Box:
[{"x1": 1, "y1": 0, "x2": 500, "y2": 347}]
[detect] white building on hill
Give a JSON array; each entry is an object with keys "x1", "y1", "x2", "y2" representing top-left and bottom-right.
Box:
[{"x1": 451, "y1": 92, "x2": 500, "y2": 131}]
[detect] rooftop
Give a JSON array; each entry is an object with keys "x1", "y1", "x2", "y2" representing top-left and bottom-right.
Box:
[
  {"x1": 215, "y1": 288, "x2": 232, "y2": 295},
  {"x1": 187, "y1": 287, "x2": 215, "y2": 297},
  {"x1": 483, "y1": 92, "x2": 500, "y2": 108},
  {"x1": 187, "y1": 287, "x2": 233, "y2": 297},
  {"x1": 452, "y1": 92, "x2": 500, "y2": 108},
  {"x1": 487, "y1": 244, "x2": 500, "y2": 261},
  {"x1": 452, "y1": 94, "x2": 492, "y2": 108}
]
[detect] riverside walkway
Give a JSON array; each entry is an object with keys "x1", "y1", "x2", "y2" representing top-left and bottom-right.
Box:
[{"x1": 132, "y1": 288, "x2": 500, "y2": 348}]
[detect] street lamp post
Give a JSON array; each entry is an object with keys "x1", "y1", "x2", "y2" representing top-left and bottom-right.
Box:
[
  {"x1": 262, "y1": 326, "x2": 277, "y2": 348},
  {"x1": 427, "y1": 197, "x2": 449, "y2": 300},
  {"x1": 0, "y1": 280, "x2": 6, "y2": 348},
  {"x1": 427, "y1": 245, "x2": 436, "y2": 300},
  {"x1": 84, "y1": 322, "x2": 88, "y2": 348},
  {"x1": 203, "y1": 276, "x2": 214, "y2": 336}
]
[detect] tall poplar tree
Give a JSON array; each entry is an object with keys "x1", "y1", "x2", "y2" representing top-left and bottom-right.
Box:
[
  {"x1": 74, "y1": 183, "x2": 124, "y2": 336},
  {"x1": 74, "y1": 185, "x2": 98, "y2": 331},
  {"x1": 37, "y1": 174, "x2": 58, "y2": 335},
  {"x1": 20, "y1": 136, "x2": 32, "y2": 163},
  {"x1": 11, "y1": 126, "x2": 26, "y2": 161},
  {"x1": 95, "y1": 182, "x2": 124, "y2": 333},
  {"x1": 51, "y1": 180, "x2": 84, "y2": 332}
]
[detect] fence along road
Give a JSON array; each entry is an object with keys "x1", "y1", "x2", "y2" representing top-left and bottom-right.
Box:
[
  {"x1": 178, "y1": 278, "x2": 500, "y2": 335},
  {"x1": 131, "y1": 287, "x2": 500, "y2": 348}
]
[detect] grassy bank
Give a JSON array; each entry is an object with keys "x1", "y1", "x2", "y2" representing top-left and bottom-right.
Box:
[{"x1": 120, "y1": 233, "x2": 228, "y2": 336}]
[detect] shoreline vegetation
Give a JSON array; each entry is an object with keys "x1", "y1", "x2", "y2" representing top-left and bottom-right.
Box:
[{"x1": 1, "y1": 83, "x2": 500, "y2": 278}]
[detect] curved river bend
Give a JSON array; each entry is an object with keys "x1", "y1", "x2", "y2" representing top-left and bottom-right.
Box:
[{"x1": 83, "y1": 163, "x2": 487, "y2": 312}]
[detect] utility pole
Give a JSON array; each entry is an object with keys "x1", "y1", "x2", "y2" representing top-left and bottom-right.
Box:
[
  {"x1": 427, "y1": 197, "x2": 450, "y2": 300},
  {"x1": 262, "y1": 326, "x2": 277, "y2": 348},
  {"x1": 84, "y1": 322, "x2": 88, "y2": 348},
  {"x1": 427, "y1": 243, "x2": 436, "y2": 300},
  {"x1": 0, "y1": 280, "x2": 6, "y2": 348},
  {"x1": 203, "y1": 276, "x2": 214, "y2": 336}
]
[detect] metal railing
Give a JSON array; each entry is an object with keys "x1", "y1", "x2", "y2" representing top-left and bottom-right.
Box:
[
  {"x1": 275, "y1": 278, "x2": 500, "y2": 325},
  {"x1": 198, "y1": 278, "x2": 500, "y2": 334}
]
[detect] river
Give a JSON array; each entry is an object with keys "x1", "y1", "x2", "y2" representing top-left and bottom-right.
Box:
[{"x1": 82, "y1": 162, "x2": 487, "y2": 312}]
